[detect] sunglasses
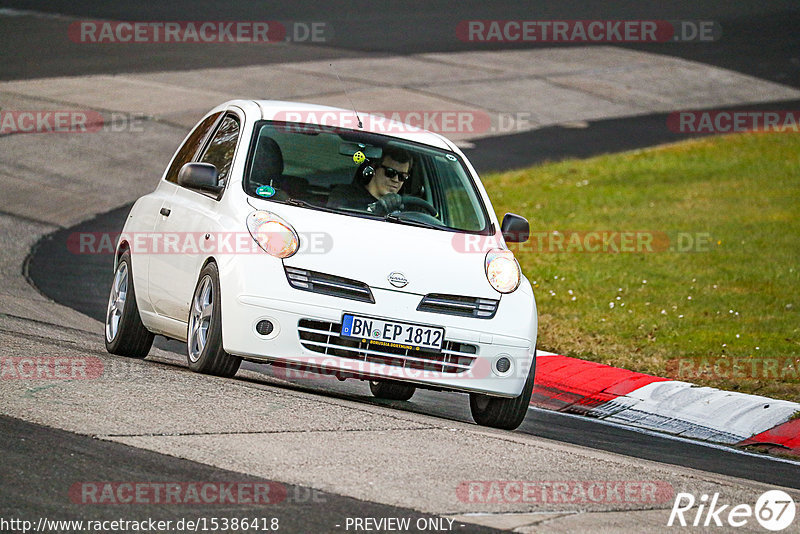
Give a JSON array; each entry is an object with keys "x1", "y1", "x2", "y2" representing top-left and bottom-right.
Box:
[{"x1": 380, "y1": 165, "x2": 411, "y2": 182}]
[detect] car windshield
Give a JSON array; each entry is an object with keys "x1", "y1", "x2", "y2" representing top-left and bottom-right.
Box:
[{"x1": 243, "y1": 121, "x2": 491, "y2": 233}]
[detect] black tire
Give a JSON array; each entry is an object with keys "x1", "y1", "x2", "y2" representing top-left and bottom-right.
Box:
[
  {"x1": 369, "y1": 380, "x2": 416, "y2": 401},
  {"x1": 470, "y1": 349, "x2": 536, "y2": 430},
  {"x1": 186, "y1": 262, "x2": 242, "y2": 378},
  {"x1": 104, "y1": 250, "x2": 154, "y2": 358}
]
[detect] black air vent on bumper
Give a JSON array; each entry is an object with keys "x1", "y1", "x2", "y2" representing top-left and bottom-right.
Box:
[
  {"x1": 284, "y1": 266, "x2": 374, "y2": 303},
  {"x1": 417, "y1": 294, "x2": 499, "y2": 319}
]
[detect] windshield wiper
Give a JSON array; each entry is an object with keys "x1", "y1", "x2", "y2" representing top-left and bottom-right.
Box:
[
  {"x1": 384, "y1": 213, "x2": 444, "y2": 230},
  {"x1": 283, "y1": 198, "x2": 337, "y2": 213}
]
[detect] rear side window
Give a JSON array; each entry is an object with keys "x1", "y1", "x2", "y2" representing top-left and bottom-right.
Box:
[
  {"x1": 164, "y1": 112, "x2": 222, "y2": 183},
  {"x1": 199, "y1": 115, "x2": 240, "y2": 186}
]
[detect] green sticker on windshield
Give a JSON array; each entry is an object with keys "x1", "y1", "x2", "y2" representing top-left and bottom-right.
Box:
[{"x1": 255, "y1": 185, "x2": 276, "y2": 198}]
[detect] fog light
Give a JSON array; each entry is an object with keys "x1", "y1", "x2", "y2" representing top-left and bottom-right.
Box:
[
  {"x1": 495, "y1": 357, "x2": 511, "y2": 373},
  {"x1": 256, "y1": 320, "x2": 274, "y2": 336}
]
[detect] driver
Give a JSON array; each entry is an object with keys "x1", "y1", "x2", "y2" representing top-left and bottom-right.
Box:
[{"x1": 327, "y1": 146, "x2": 412, "y2": 214}]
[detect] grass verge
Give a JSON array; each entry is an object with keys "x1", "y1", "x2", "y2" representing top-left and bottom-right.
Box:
[{"x1": 486, "y1": 131, "x2": 800, "y2": 402}]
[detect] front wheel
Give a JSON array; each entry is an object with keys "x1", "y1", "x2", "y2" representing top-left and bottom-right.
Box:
[
  {"x1": 470, "y1": 349, "x2": 536, "y2": 430},
  {"x1": 104, "y1": 250, "x2": 154, "y2": 358},
  {"x1": 187, "y1": 262, "x2": 241, "y2": 378},
  {"x1": 369, "y1": 380, "x2": 416, "y2": 401}
]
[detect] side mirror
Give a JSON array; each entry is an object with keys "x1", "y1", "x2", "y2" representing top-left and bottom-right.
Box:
[
  {"x1": 178, "y1": 162, "x2": 222, "y2": 193},
  {"x1": 501, "y1": 213, "x2": 530, "y2": 243}
]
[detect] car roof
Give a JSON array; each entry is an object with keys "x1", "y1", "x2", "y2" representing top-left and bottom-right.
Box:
[{"x1": 238, "y1": 100, "x2": 454, "y2": 151}]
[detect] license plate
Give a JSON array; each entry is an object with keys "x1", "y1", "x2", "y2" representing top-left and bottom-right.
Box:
[{"x1": 341, "y1": 314, "x2": 444, "y2": 352}]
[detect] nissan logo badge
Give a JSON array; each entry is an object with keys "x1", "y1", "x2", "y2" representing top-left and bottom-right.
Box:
[{"x1": 388, "y1": 271, "x2": 408, "y2": 288}]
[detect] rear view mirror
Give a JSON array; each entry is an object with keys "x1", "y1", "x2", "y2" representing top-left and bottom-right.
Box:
[
  {"x1": 178, "y1": 163, "x2": 223, "y2": 194},
  {"x1": 338, "y1": 142, "x2": 382, "y2": 160},
  {"x1": 501, "y1": 213, "x2": 530, "y2": 243}
]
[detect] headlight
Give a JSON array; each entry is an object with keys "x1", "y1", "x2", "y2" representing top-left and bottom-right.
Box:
[
  {"x1": 246, "y1": 211, "x2": 299, "y2": 258},
  {"x1": 485, "y1": 248, "x2": 521, "y2": 293}
]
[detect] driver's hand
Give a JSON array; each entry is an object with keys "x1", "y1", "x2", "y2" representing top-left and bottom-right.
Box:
[{"x1": 369, "y1": 193, "x2": 403, "y2": 215}]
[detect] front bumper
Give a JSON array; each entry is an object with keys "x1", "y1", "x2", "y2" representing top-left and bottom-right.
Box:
[{"x1": 219, "y1": 262, "x2": 537, "y2": 398}]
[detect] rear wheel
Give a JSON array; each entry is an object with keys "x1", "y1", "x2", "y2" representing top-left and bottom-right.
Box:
[
  {"x1": 470, "y1": 349, "x2": 536, "y2": 430},
  {"x1": 104, "y1": 250, "x2": 154, "y2": 358},
  {"x1": 187, "y1": 262, "x2": 241, "y2": 378},
  {"x1": 369, "y1": 380, "x2": 416, "y2": 401}
]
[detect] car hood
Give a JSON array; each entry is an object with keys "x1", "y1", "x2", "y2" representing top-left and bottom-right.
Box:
[{"x1": 248, "y1": 198, "x2": 502, "y2": 299}]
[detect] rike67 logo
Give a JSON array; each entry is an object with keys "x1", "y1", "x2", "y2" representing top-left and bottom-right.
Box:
[{"x1": 668, "y1": 490, "x2": 796, "y2": 531}]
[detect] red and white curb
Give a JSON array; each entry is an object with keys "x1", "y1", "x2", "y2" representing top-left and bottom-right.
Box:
[{"x1": 531, "y1": 352, "x2": 800, "y2": 458}]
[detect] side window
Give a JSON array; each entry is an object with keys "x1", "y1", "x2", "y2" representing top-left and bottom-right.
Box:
[
  {"x1": 164, "y1": 112, "x2": 222, "y2": 184},
  {"x1": 199, "y1": 115, "x2": 240, "y2": 187}
]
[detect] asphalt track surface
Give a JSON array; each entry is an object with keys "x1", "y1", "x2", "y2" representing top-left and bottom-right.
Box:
[
  {"x1": 1, "y1": 415, "x2": 501, "y2": 533},
  {"x1": 24, "y1": 122, "x2": 800, "y2": 494},
  {"x1": 4, "y1": 0, "x2": 800, "y2": 531},
  {"x1": 1, "y1": 0, "x2": 798, "y2": 89}
]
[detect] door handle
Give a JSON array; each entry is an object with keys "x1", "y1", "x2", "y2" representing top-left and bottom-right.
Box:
[{"x1": 159, "y1": 207, "x2": 171, "y2": 217}]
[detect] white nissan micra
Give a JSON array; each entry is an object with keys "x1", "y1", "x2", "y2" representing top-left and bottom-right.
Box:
[{"x1": 105, "y1": 100, "x2": 537, "y2": 429}]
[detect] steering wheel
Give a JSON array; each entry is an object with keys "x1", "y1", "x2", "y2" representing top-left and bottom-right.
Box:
[{"x1": 400, "y1": 195, "x2": 437, "y2": 216}]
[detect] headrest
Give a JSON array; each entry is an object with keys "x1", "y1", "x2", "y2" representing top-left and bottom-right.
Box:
[{"x1": 251, "y1": 136, "x2": 284, "y2": 186}]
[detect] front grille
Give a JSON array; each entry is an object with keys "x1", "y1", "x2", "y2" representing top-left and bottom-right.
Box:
[
  {"x1": 285, "y1": 267, "x2": 374, "y2": 303},
  {"x1": 417, "y1": 293, "x2": 499, "y2": 319},
  {"x1": 297, "y1": 319, "x2": 477, "y2": 374}
]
